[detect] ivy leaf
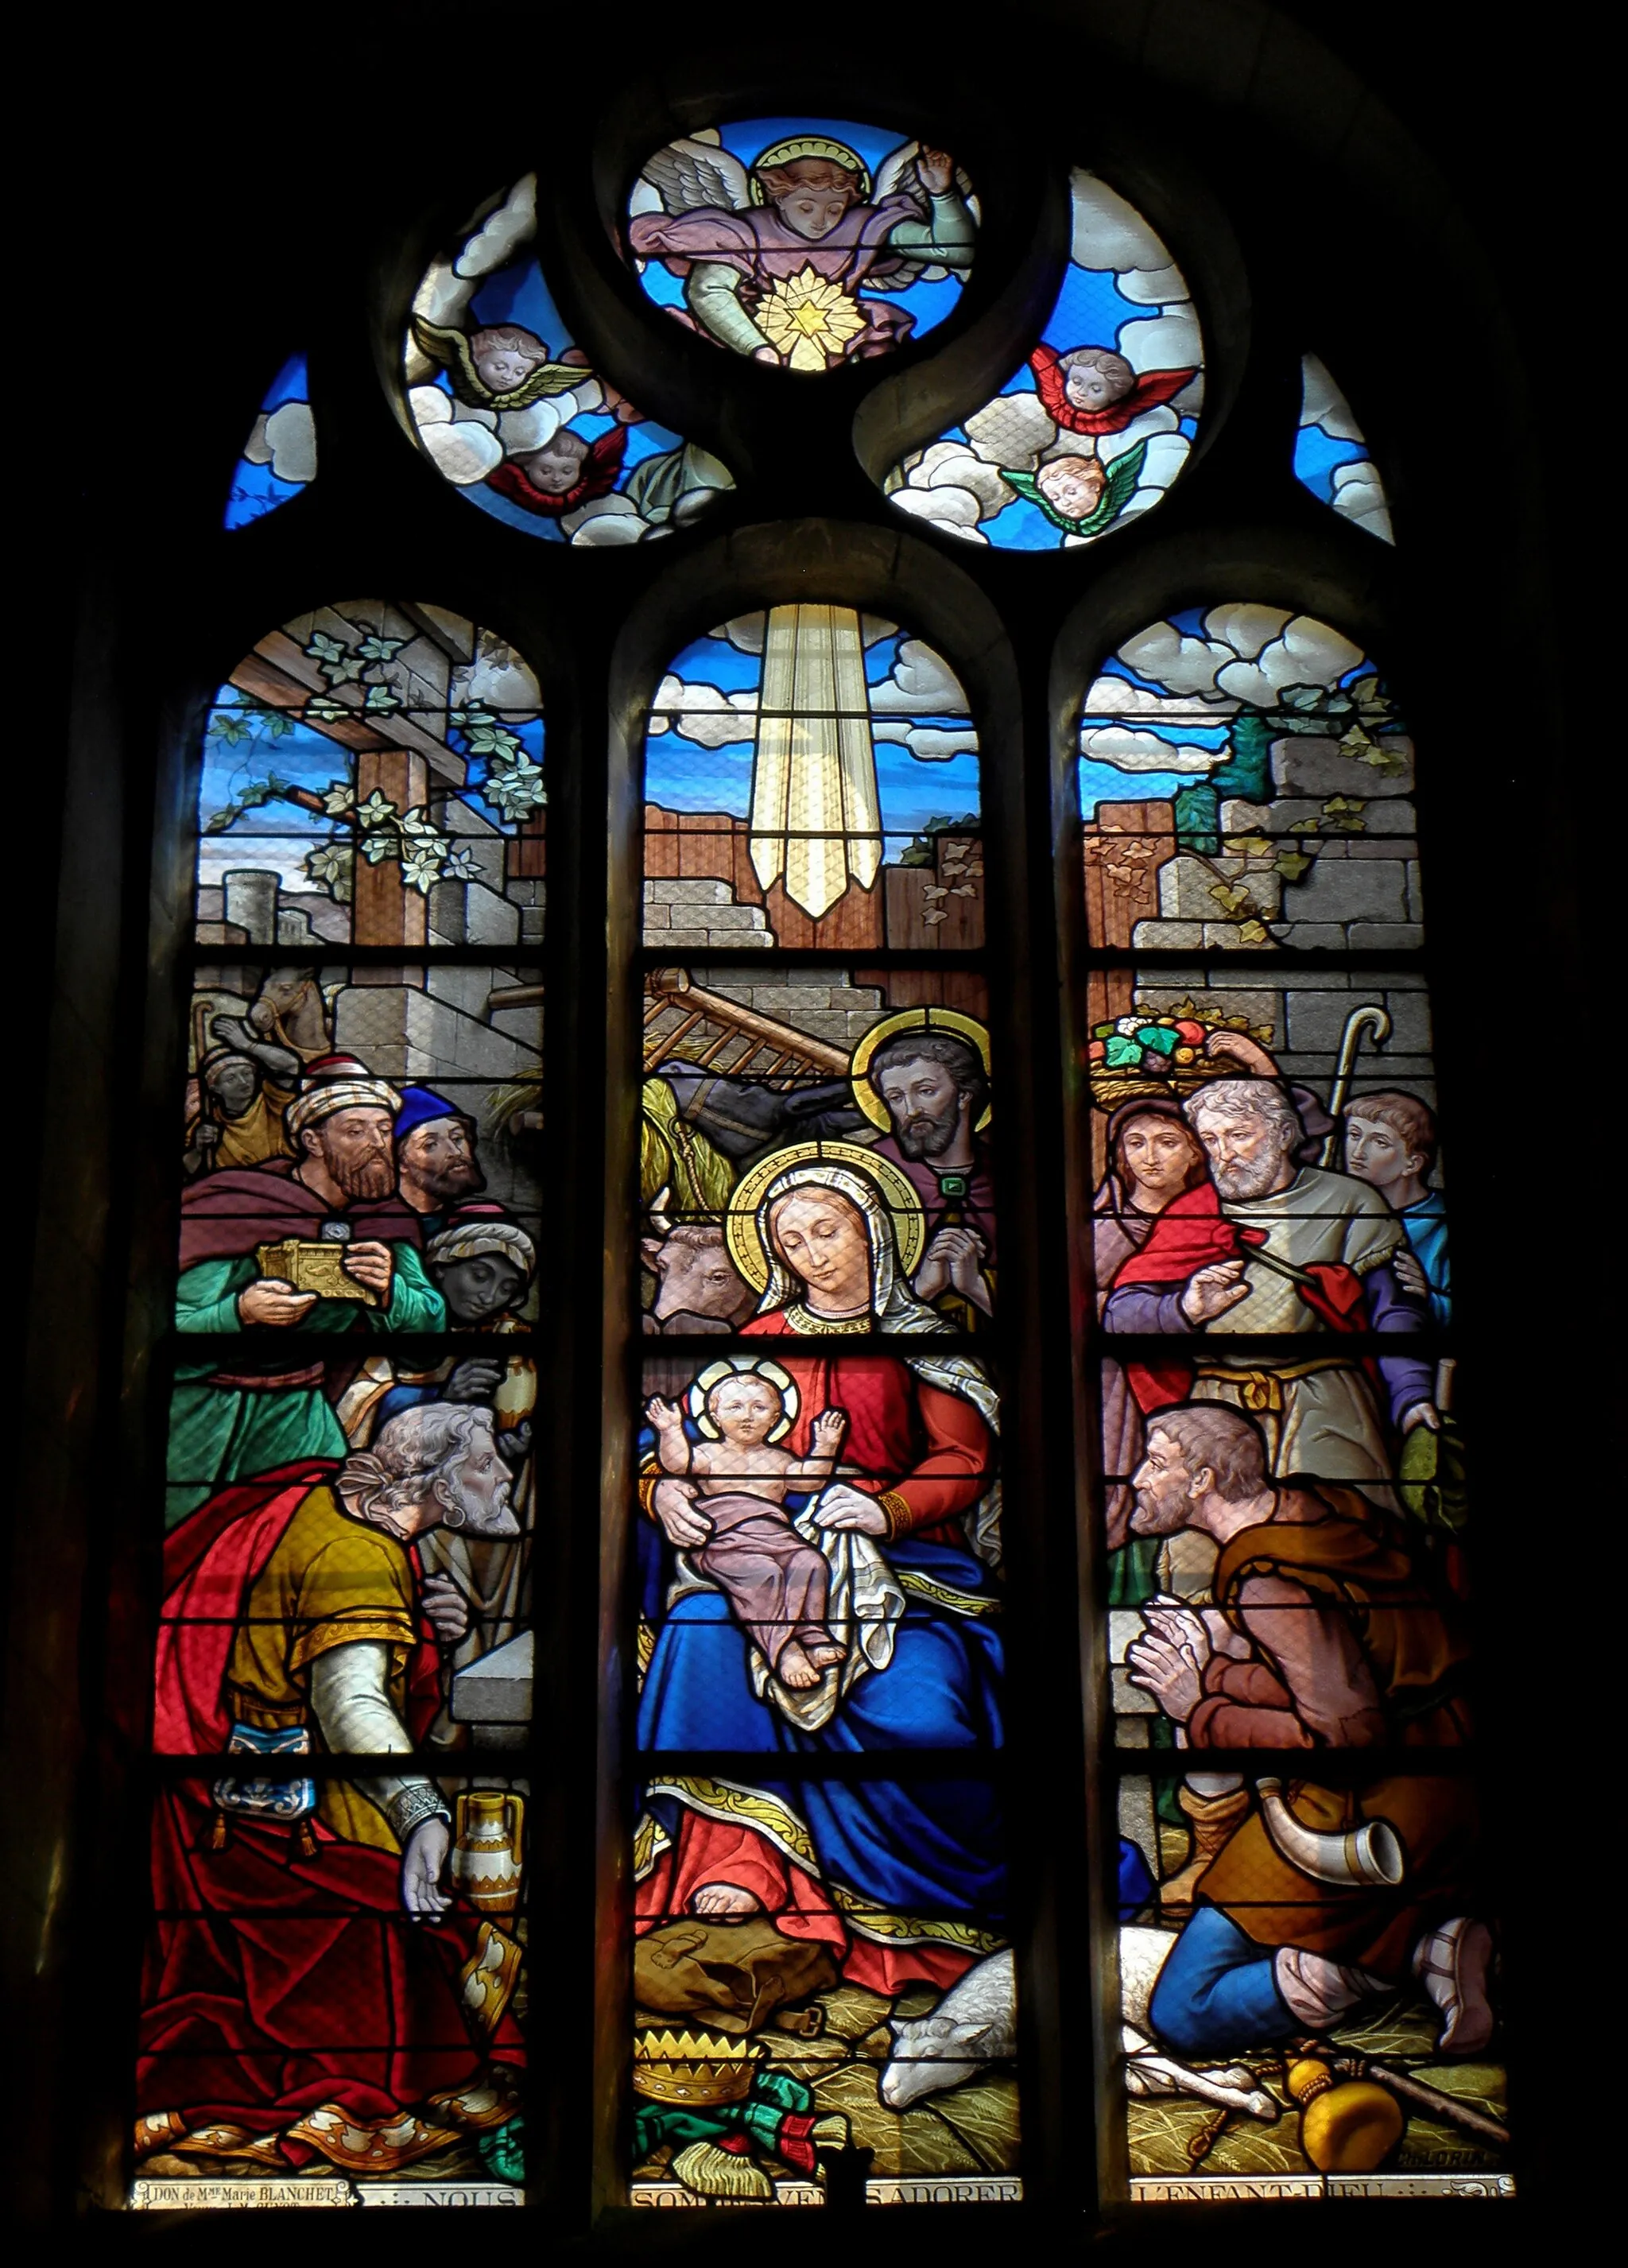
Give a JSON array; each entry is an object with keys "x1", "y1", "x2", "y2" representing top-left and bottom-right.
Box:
[
  {"x1": 1362, "y1": 742, "x2": 1411, "y2": 775},
  {"x1": 359, "y1": 832, "x2": 397, "y2": 864},
  {"x1": 397, "y1": 808, "x2": 443, "y2": 839},
  {"x1": 304, "y1": 696, "x2": 349, "y2": 723},
  {"x1": 1274, "y1": 848, "x2": 1314, "y2": 882},
  {"x1": 356, "y1": 634, "x2": 406, "y2": 663},
  {"x1": 1208, "y1": 882, "x2": 1254, "y2": 916},
  {"x1": 213, "y1": 713, "x2": 248, "y2": 745},
  {"x1": 1278, "y1": 684, "x2": 1325, "y2": 714},
  {"x1": 355, "y1": 790, "x2": 398, "y2": 830},
  {"x1": 1338, "y1": 726, "x2": 1374, "y2": 758},
  {"x1": 1236, "y1": 919, "x2": 1269, "y2": 944},
  {"x1": 305, "y1": 631, "x2": 349, "y2": 666},
  {"x1": 362, "y1": 684, "x2": 403, "y2": 714},
  {"x1": 1224, "y1": 833, "x2": 1273, "y2": 858},
  {"x1": 321, "y1": 781, "x2": 357, "y2": 816}
]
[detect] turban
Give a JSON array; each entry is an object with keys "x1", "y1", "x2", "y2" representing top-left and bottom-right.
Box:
[
  {"x1": 427, "y1": 1204, "x2": 537, "y2": 1283},
  {"x1": 284, "y1": 1053, "x2": 402, "y2": 1140},
  {"x1": 395, "y1": 1084, "x2": 473, "y2": 1142}
]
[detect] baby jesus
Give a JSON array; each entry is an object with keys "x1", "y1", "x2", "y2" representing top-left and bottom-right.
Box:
[{"x1": 645, "y1": 1371, "x2": 850, "y2": 1691}]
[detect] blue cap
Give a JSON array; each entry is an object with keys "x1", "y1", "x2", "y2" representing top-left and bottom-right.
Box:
[{"x1": 394, "y1": 1085, "x2": 467, "y2": 1140}]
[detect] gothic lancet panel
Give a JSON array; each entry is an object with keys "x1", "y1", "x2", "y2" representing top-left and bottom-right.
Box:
[
  {"x1": 884, "y1": 172, "x2": 1203, "y2": 549},
  {"x1": 406, "y1": 175, "x2": 735, "y2": 542},
  {"x1": 1077, "y1": 606, "x2": 1501, "y2": 2202},
  {"x1": 630, "y1": 599, "x2": 1017, "y2": 2205},
  {"x1": 135, "y1": 600, "x2": 541, "y2": 2204}
]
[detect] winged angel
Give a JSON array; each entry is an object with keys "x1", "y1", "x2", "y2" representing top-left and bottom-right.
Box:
[{"x1": 629, "y1": 134, "x2": 977, "y2": 372}]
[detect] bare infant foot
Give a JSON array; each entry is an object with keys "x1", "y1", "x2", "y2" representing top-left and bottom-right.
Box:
[{"x1": 777, "y1": 1641, "x2": 820, "y2": 1690}]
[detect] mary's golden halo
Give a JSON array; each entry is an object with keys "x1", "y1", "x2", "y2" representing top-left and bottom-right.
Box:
[
  {"x1": 724, "y1": 1139, "x2": 925, "y2": 1294},
  {"x1": 849, "y1": 1008, "x2": 993, "y2": 1134}
]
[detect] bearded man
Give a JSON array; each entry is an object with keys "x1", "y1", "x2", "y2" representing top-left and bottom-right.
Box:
[
  {"x1": 169, "y1": 1056, "x2": 444, "y2": 1525},
  {"x1": 141, "y1": 1405, "x2": 525, "y2": 2178},
  {"x1": 1120, "y1": 1402, "x2": 1490, "y2": 2062},
  {"x1": 1103, "y1": 1079, "x2": 1435, "y2": 1495},
  {"x1": 868, "y1": 1032, "x2": 995, "y2": 1322},
  {"x1": 394, "y1": 1084, "x2": 485, "y2": 1239}
]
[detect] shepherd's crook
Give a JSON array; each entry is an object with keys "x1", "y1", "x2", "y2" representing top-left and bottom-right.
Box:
[{"x1": 1319, "y1": 1004, "x2": 1393, "y2": 1166}]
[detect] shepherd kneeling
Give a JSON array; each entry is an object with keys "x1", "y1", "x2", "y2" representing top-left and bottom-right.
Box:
[{"x1": 138, "y1": 1405, "x2": 526, "y2": 2179}]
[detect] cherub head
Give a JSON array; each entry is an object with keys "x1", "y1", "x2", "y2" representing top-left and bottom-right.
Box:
[
  {"x1": 754, "y1": 156, "x2": 864, "y2": 241},
  {"x1": 704, "y1": 1371, "x2": 787, "y2": 1447},
  {"x1": 1058, "y1": 347, "x2": 1136, "y2": 414},
  {"x1": 517, "y1": 430, "x2": 589, "y2": 494},
  {"x1": 469, "y1": 324, "x2": 551, "y2": 394},
  {"x1": 1036, "y1": 454, "x2": 1107, "y2": 521}
]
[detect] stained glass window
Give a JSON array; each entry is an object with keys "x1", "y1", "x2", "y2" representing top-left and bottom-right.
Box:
[
  {"x1": 37, "y1": 31, "x2": 1539, "y2": 2229},
  {"x1": 1078, "y1": 607, "x2": 1504, "y2": 2199},
  {"x1": 135, "y1": 601, "x2": 541, "y2": 2204},
  {"x1": 225, "y1": 355, "x2": 316, "y2": 529},
  {"x1": 407, "y1": 176, "x2": 734, "y2": 541},
  {"x1": 885, "y1": 172, "x2": 1201, "y2": 548},
  {"x1": 1296, "y1": 356, "x2": 1394, "y2": 542},
  {"x1": 627, "y1": 121, "x2": 976, "y2": 370},
  {"x1": 632, "y1": 605, "x2": 1017, "y2": 2204}
]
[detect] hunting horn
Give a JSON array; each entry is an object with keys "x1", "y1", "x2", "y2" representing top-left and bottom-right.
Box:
[
  {"x1": 1318, "y1": 1004, "x2": 1393, "y2": 1167},
  {"x1": 1255, "y1": 1778, "x2": 1405, "y2": 1890}
]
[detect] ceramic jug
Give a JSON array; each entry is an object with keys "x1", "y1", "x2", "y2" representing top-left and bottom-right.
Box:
[{"x1": 452, "y1": 1789, "x2": 525, "y2": 1916}]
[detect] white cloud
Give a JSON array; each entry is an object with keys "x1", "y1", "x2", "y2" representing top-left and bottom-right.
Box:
[
  {"x1": 1093, "y1": 403, "x2": 1179, "y2": 465},
  {"x1": 1078, "y1": 724, "x2": 1221, "y2": 772},
  {"x1": 1084, "y1": 677, "x2": 1219, "y2": 719},
  {"x1": 495, "y1": 400, "x2": 563, "y2": 453},
  {"x1": 1070, "y1": 171, "x2": 1180, "y2": 286},
  {"x1": 1300, "y1": 353, "x2": 1363, "y2": 440},
  {"x1": 651, "y1": 673, "x2": 757, "y2": 743},
  {"x1": 890, "y1": 484, "x2": 985, "y2": 537},
  {"x1": 452, "y1": 636, "x2": 541, "y2": 715},
  {"x1": 1116, "y1": 261, "x2": 1188, "y2": 306},
  {"x1": 568, "y1": 512, "x2": 645, "y2": 547},
  {"x1": 1331, "y1": 459, "x2": 1395, "y2": 544},
  {"x1": 873, "y1": 718, "x2": 980, "y2": 761},
  {"x1": 454, "y1": 175, "x2": 537, "y2": 279},
  {"x1": 870, "y1": 638, "x2": 974, "y2": 713},
  {"x1": 417, "y1": 417, "x2": 505, "y2": 485},
  {"x1": 1116, "y1": 304, "x2": 1203, "y2": 376},
  {"x1": 260, "y1": 401, "x2": 316, "y2": 483},
  {"x1": 1217, "y1": 615, "x2": 1366, "y2": 705},
  {"x1": 1118, "y1": 605, "x2": 1360, "y2": 702},
  {"x1": 964, "y1": 390, "x2": 1055, "y2": 470}
]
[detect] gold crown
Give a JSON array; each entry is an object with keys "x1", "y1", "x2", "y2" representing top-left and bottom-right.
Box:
[{"x1": 633, "y1": 2028, "x2": 764, "y2": 2106}]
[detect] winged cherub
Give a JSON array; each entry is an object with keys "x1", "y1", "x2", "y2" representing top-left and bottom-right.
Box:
[
  {"x1": 1028, "y1": 343, "x2": 1197, "y2": 439},
  {"x1": 629, "y1": 134, "x2": 977, "y2": 371},
  {"x1": 1002, "y1": 441, "x2": 1151, "y2": 541},
  {"x1": 486, "y1": 425, "x2": 630, "y2": 519},
  {"x1": 411, "y1": 317, "x2": 593, "y2": 414}
]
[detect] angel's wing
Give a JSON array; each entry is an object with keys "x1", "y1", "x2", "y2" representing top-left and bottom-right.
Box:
[
  {"x1": 641, "y1": 138, "x2": 750, "y2": 215},
  {"x1": 411, "y1": 316, "x2": 491, "y2": 406},
  {"x1": 498, "y1": 361, "x2": 592, "y2": 410}
]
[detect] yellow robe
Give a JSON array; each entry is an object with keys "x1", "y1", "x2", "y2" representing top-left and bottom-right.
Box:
[{"x1": 223, "y1": 1485, "x2": 418, "y2": 1850}]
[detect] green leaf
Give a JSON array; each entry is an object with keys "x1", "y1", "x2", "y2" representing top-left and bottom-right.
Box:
[
  {"x1": 1274, "y1": 848, "x2": 1314, "y2": 881},
  {"x1": 356, "y1": 634, "x2": 406, "y2": 663},
  {"x1": 362, "y1": 684, "x2": 402, "y2": 713}
]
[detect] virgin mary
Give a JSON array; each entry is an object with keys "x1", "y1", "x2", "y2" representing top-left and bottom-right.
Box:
[{"x1": 635, "y1": 1149, "x2": 1006, "y2": 1993}]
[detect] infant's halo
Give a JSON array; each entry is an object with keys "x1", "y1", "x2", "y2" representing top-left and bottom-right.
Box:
[{"x1": 687, "y1": 1355, "x2": 800, "y2": 1442}]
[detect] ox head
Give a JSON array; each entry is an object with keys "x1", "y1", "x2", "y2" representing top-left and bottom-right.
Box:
[{"x1": 641, "y1": 1222, "x2": 756, "y2": 1332}]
